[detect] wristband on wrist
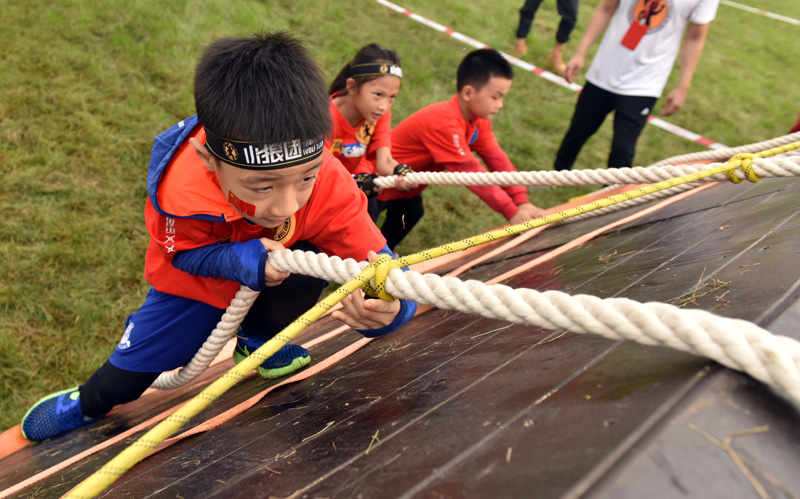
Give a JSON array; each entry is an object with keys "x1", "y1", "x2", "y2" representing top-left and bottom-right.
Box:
[
  {"x1": 393, "y1": 163, "x2": 414, "y2": 176},
  {"x1": 353, "y1": 173, "x2": 381, "y2": 198}
]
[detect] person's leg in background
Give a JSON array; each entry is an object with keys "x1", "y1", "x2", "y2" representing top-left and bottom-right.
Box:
[
  {"x1": 607, "y1": 93, "x2": 658, "y2": 168},
  {"x1": 380, "y1": 196, "x2": 424, "y2": 252},
  {"x1": 546, "y1": 0, "x2": 580, "y2": 75},
  {"x1": 514, "y1": 0, "x2": 547, "y2": 56},
  {"x1": 367, "y1": 196, "x2": 380, "y2": 222},
  {"x1": 554, "y1": 81, "x2": 616, "y2": 171}
]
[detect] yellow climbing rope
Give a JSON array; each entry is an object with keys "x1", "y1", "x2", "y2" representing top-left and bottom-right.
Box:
[{"x1": 64, "y1": 141, "x2": 798, "y2": 498}]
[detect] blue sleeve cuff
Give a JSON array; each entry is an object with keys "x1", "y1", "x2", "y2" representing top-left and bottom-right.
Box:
[
  {"x1": 257, "y1": 250, "x2": 269, "y2": 289},
  {"x1": 356, "y1": 244, "x2": 418, "y2": 338},
  {"x1": 171, "y1": 239, "x2": 268, "y2": 290}
]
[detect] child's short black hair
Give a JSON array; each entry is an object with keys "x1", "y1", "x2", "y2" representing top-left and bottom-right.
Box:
[
  {"x1": 329, "y1": 43, "x2": 401, "y2": 95},
  {"x1": 456, "y1": 48, "x2": 513, "y2": 92},
  {"x1": 194, "y1": 31, "x2": 331, "y2": 144}
]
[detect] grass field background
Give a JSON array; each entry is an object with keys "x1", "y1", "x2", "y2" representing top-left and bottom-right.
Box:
[{"x1": 2, "y1": 0, "x2": 799, "y2": 432}]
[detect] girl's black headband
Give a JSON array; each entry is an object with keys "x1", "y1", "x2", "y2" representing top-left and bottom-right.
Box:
[{"x1": 347, "y1": 63, "x2": 403, "y2": 79}]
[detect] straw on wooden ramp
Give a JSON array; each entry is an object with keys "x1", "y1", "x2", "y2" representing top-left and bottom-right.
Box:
[
  {"x1": 60, "y1": 141, "x2": 800, "y2": 498},
  {"x1": 275, "y1": 249, "x2": 800, "y2": 397},
  {"x1": 0, "y1": 184, "x2": 651, "y2": 479},
  {"x1": 114, "y1": 183, "x2": 720, "y2": 457}
]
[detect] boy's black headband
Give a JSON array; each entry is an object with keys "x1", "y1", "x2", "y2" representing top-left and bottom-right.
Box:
[
  {"x1": 204, "y1": 128, "x2": 324, "y2": 170},
  {"x1": 348, "y1": 63, "x2": 403, "y2": 79}
]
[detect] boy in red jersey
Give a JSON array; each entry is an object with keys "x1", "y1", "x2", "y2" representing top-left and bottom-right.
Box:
[
  {"x1": 21, "y1": 32, "x2": 416, "y2": 442},
  {"x1": 376, "y1": 48, "x2": 545, "y2": 250}
]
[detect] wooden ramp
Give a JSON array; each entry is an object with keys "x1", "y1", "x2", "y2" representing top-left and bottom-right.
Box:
[{"x1": 2, "y1": 178, "x2": 800, "y2": 498}]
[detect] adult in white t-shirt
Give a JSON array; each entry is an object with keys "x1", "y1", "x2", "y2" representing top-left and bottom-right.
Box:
[{"x1": 553, "y1": 0, "x2": 719, "y2": 171}]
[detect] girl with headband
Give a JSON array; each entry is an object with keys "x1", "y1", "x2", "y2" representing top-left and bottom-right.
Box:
[{"x1": 327, "y1": 44, "x2": 417, "y2": 220}]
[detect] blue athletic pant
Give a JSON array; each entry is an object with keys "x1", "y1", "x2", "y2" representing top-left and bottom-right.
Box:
[{"x1": 80, "y1": 241, "x2": 326, "y2": 417}]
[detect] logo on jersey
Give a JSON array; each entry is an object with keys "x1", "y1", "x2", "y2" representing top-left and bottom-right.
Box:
[
  {"x1": 354, "y1": 121, "x2": 376, "y2": 144},
  {"x1": 164, "y1": 217, "x2": 176, "y2": 254},
  {"x1": 272, "y1": 215, "x2": 296, "y2": 243},
  {"x1": 628, "y1": 0, "x2": 673, "y2": 34},
  {"x1": 452, "y1": 134, "x2": 465, "y2": 156},
  {"x1": 330, "y1": 138, "x2": 343, "y2": 155},
  {"x1": 118, "y1": 321, "x2": 134, "y2": 350},
  {"x1": 341, "y1": 142, "x2": 368, "y2": 158},
  {"x1": 331, "y1": 121, "x2": 376, "y2": 158}
]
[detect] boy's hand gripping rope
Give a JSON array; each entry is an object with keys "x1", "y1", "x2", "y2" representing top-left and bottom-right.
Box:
[{"x1": 66, "y1": 141, "x2": 800, "y2": 499}]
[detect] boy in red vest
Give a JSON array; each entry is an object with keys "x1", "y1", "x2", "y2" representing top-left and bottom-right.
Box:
[
  {"x1": 21, "y1": 32, "x2": 416, "y2": 442},
  {"x1": 375, "y1": 48, "x2": 545, "y2": 249}
]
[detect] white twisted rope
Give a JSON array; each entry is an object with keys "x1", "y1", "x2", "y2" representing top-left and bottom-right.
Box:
[
  {"x1": 372, "y1": 154, "x2": 800, "y2": 189},
  {"x1": 559, "y1": 182, "x2": 705, "y2": 225},
  {"x1": 648, "y1": 131, "x2": 800, "y2": 168},
  {"x1": 152, "y1": 143, "x2": 800, "y2": 390},
  {"x1": 560, "y1": 154, "x2": 800, "y2": 224},
  {"x1": 150, "y1": 286, "x2": 259, "y2": 389},
  {"x1": 269, "y1": 249, "x2": 800, "y2": 405}
]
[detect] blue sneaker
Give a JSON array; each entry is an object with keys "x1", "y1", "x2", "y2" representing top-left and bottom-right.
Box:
[
  {"x1": 21, "y1": 387, "x2": 99, "y2": 441},
  {"x1": 233, "y1": 336, "x2": 310, "y2": 378}
]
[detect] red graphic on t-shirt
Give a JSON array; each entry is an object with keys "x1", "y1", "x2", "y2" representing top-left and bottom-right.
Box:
[
  {"x1": 622, "y1": 0, "x2": 671, "y2": 49},
  {"x1": 636, "y1": 0, "x2": 668, "y2": 28}
]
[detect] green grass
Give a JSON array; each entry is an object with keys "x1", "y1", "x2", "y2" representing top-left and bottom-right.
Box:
[{"x1": 1, "y1": 0, "x2": 799, "y2": 432}]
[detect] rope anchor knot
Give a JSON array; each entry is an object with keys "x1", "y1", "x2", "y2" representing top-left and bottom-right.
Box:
[
  {"x1": 366, "y1": 253, "x2": 400, "y2": 301},
  {"x1": 727, "y1": 153, "x2": 762, "y2": 184}
]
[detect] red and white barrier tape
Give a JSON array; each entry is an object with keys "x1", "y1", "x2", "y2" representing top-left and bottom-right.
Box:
[
  {"x1": 721, "y1": 0, "x2": 800, "y2": 26},
  {"x1": 376, "y1": 0, "x2": 728, "y2": 150}
]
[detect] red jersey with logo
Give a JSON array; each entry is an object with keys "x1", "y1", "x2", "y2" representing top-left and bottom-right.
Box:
[
  {"x1": 326, "y1": 94, "x2": 392, "y2": 175},
  {"x1": 144, "y1": 125, "x2": 385, "y2": 309}
]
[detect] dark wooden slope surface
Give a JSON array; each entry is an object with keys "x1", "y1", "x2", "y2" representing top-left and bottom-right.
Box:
[{"x1": 2, "y1": 178, "x2": 799, "y2": 498}]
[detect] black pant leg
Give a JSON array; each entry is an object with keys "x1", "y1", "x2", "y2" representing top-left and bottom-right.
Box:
[
  {"x1": 80, "y1": 361, "x2": 160, "y2": 418},
  {"x1": 555, "y1": 0, "x2": 579, "y2": 43},
  {"x1": 608, "y1": 94, "x2": 658, "y2": 168},
  {"x1": 554, "y1": 82, "x2": 616, "y2": 171},
  {"x1": 367, "y1": 196, "x2": 380, "y2": 222},
  {"x1": 380, "y1": 196, "x2": 425, "y2": 250},
  {"x1": 239, "y1": 240, "x2": 328, "y2": 339},
  {"x1": 516, "y1": 0, "x2": 547, "y2": 38}
]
